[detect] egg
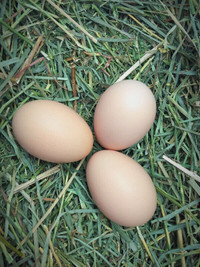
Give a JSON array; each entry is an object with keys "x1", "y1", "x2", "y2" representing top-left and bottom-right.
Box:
[
  {"x1": 94, "y1": 80, "x2": 156, "y2": 150},
  {"x1": 12, "y1": 100, "x2": 93, "y2": 163},
  {"x1": 86, "y1": 150, "x2": 157, "y2": 227}
]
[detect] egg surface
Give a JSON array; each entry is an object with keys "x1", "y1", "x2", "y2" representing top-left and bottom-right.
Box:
[
  {"x1": 86, "y1": 150, "x2": 157, "y2": 227},
  {"x1": 12, "y1": 100, "x2": 93, "y2": 163},
  {"x1": 94, "y1": 80, "x2": 156, "y2": 150}
]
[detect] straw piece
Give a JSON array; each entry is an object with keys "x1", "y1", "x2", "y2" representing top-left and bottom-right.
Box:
[
  {"x1": 43, "y1": 225, "x2": 62, "y2": 267},
  {"x1": 116, "y1": 43, "x2": 162, "y2": 82},
  {"x1": 137, "y1": 226, "x2": 155, "y2": 264},
  {"x1": 128, "y1": 14, "x2": 164, "y2": 42},
  {"x1": 163, "y1": 155, "x2": 200, "y2": 183},
  {"x1": 32, "y1": 158, "x2": 85, "y2": 234},
  {"x1": 46, "y1": 0, "x2": 98, "y2": 44},
  {"x1": 159, "y1": 0, "x2": 197, "y2": 51},
  {"x1": 28, "y1": 0, "x2": 85, "y2": 50},
  {"x1": 14, "y1": 165, "x2": 60, "y2": 194},
  {"x1": 176, "y1": 216, "x2": 186, "y2": 267}
]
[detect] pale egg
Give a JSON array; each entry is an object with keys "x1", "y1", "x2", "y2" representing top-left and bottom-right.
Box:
[
  {"x1": 94, "y1": 80, "x2": 156, "y2": 150},
  {"x1": 86, "y1": 150, "x2": 157, "y2": 227},
  {"x1": 12, "y1": 100, "x2": 93, "y2": 163}
]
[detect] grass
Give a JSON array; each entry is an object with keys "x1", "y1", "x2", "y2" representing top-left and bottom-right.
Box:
[{"x1": 0, "y1": 0, "x2": 200, "y2": 266}]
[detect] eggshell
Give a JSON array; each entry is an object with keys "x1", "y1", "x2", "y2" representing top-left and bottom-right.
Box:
[
  {"x1": 12, "y1": 100, "x2": 93, "y2": 163},
  {"x1": 94, "y1": 80, "x2": 156, "y2": 150},
  {"x1": 86, "y1": 150, "x2": 157, "y2": 227}
]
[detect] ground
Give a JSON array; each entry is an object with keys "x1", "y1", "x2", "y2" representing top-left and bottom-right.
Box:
[{"x1": 0, "y1": 0, "x2": 200, "y2": 266}]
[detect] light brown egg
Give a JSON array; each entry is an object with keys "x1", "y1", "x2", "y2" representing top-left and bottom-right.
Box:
[
  {"x1": 12, "y1": 100, "x2": 93, "y2": 163},
  {"x1": 86, "y1": 150, "x2": 157, "y2": 227},
  {"x1": 94, "y1": 80, "x2": 156, "y2": 150}
]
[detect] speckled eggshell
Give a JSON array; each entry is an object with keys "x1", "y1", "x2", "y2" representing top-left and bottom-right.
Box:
[
  {"x1": 12, "y1": 100, "x2": 93, "y2": 163},
  {"x1": 94, "y1": 80, "x2": 156, "y2": 150},
  {"x1": 86, "y1": 150, "x2": 157, "y2": 227}
]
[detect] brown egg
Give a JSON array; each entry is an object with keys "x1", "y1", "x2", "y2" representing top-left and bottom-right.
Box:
[
  {"x1": 86, "y1": 150, "x2": 157, "y2": 227},
  {"x1": 12, "y1": 100, "x2": 93, "y2": 163},
  {"x1": 94, "y1": 80, "x2": 156, "y2": 150}
]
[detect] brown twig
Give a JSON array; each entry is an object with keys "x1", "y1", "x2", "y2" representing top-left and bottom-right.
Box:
[
  {"x1": 11, "y1": 36, "x2": 44, "y2": 84},
  {"x1": 12, "y1": 56, "x2": 68, "y2": 90},
  {"x1": 43, "y1": 198, "x2": 56, "y2": 202}
]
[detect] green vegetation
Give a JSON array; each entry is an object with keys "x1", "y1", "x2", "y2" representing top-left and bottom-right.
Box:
[{"x1": 0, "y1": 0, "x2": 200, "y2": 266}]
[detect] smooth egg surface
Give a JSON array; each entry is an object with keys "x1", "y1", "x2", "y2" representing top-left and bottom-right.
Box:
[
  {"x1": 12, "y1": 100, "x2": 93, "y2": 163},
  {"x1": 94, "y1": 80, "x2": 156, "y2": 150},
  {"x1": 86, "y1": 150, "x2": 157, "y2": 227}
]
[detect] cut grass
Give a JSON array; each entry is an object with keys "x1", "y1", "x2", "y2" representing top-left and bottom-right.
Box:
[{"x1": 0, "y1": 0, "x2": 200, "y2": 266}]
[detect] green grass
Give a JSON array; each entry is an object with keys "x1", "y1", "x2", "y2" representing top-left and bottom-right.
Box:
[{"x1": 0, "y1": 0, "x2": 200, "y2": 266}]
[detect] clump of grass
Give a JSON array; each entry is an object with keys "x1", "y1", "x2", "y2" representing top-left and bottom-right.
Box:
[{"x1": 0, "y1": 0, "x2": 200, "y2": 266}]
